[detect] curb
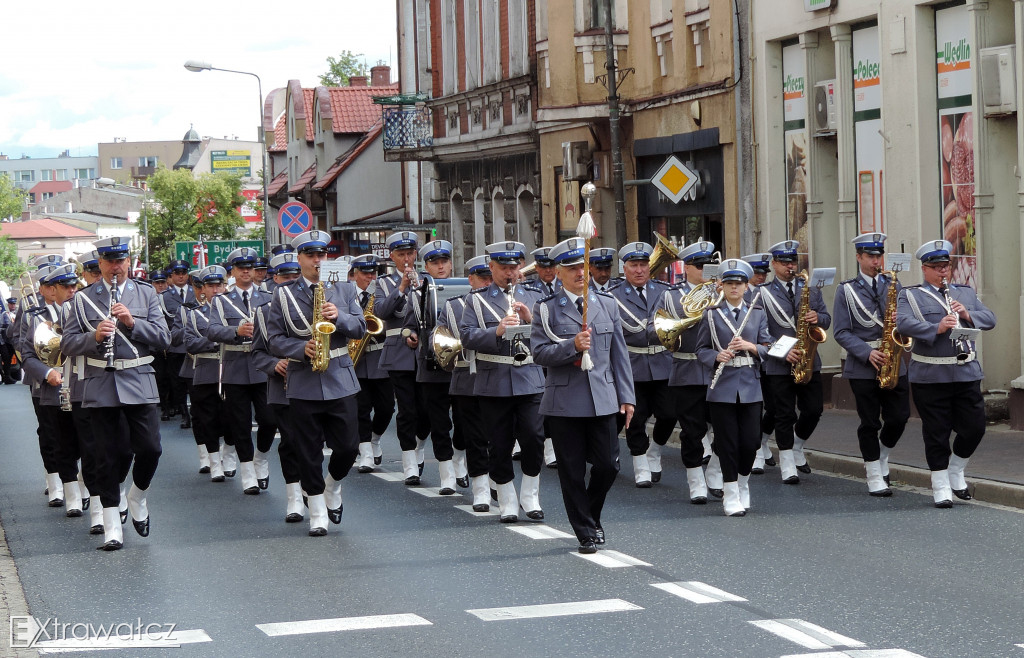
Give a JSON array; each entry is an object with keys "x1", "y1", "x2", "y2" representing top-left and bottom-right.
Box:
[{"x1": 0, "y1": 515, "x2": 38, "y2": 658}]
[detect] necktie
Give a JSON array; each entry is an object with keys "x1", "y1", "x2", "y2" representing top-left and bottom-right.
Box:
[
  {"x1": 733, "y1": 308, "x2": 741, "y2": 322},
  {"x1": 872, "y1": 278, "x2": 878, "y2": 295},
  {"x1": 786, "y1": 281, "x2": 794, "y2": 299},
  {"x1": 575, "y1": 298, "x2": 584, "y2": 316},
  {"x1": 179, "y1": 287, "x2": 185, "y2": 301},
  {"x1": 547, "y1": 283, "x2": 554, "y2": 295},
  {"x1": 637, "y1": 286, "x2": 647, "y2": 306},
  {"x1": 242, "y1": 290, "x2": 250, "y2": 313},
  {"x1": 360, "y1": 291, "x2": 370, "y2": 308}
]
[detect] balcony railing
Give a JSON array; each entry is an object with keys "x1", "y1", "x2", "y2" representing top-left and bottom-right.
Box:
[{"x1": 382, "y1": 106, "x2": 433, "y2": 151}]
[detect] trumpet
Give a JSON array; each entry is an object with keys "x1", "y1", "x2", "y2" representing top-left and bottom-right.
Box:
[
  {"x1": 403, "y1": 265, "x2": 419, "y2": 291},
  {"x1": 104, "y1": 275, "x2": 119, "y2": 371},
  {"x1": 505, "y1": 285, "x2": 529, "y2": 365}
]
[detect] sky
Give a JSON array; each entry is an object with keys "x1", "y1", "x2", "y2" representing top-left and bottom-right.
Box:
[{"x1": 0, "y1": 1, "x2": 398, "y2": 159}]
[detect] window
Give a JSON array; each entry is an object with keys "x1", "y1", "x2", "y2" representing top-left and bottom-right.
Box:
[
  {"x1": 138, "y1": 156, "x2": 158, "y2": 167},
  {"x1": 589, "y1": 0, "x2": 614, "y2": 30},
  {"x1": 55, "y1": 169, "x2": 67, "y2": 181},
  {"x1": 465, "y1": 0, "x2": 481, "y2": 89},
  {"x1": 15, "y1": 170, "x2": 34, "y2": 182},
  {"x1": 41, "y1": 192, "x2": 54, "y2": 200},
  {"x1": 40, "y1": 170, "x2": 53, "y2": 181},
  {"x1": 74, "y1": 168, "x2": 95, "y2": 179},
  {"x1": 110, "y1": 157, "x2": 122, "y2": 170}
]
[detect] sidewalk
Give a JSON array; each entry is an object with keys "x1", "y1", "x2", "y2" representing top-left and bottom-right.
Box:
[{"x1": 663, "y1": 407, "x2": 1024, "y2": 509}]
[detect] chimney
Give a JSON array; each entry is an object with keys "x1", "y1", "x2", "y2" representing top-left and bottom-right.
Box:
[
  {"x1": 349, "y1": 75, "x2": 369, "y2": 87},
  {"x1": 370, "y1": 65, "x2": 391, "y2": 87}
]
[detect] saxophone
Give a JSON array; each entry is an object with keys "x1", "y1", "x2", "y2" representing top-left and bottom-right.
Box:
[
  {"x1": 876, "y1": 270, "x2": 913, "y2": 389},
  {"x1": 791, "y1": 270, "x2": 828, "y2": 384},
  {"x1": 347, "y1": 282, "x2": 384, "y2": 366},
  {"x1": 310, "y1": 276, "x2": 336, "y2": 373}
]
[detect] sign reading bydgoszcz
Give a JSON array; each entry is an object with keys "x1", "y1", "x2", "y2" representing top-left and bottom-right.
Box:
[
  {"x1": 211, "y1": 150, "x2": 252, "y2": 177},
  {"x1": 174, "y1": 240, "x2": 264, "y2": 267}
]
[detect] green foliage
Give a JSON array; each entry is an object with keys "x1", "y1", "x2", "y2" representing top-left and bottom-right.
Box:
[
  {"x1": 244, "y1": 219, "x2": 265, "y2": 242},
  {"x1": 0, "y1": 234, "x2": 26, "y2": 283},
  {"x1": 319, "y1": 50, "x2": 367, "y2": 87},
  {"x1": 146, "y1": 167, "x2": 246, "y2": 268},
  {"x1": 0, "y1": 175, "x2": 27, "y2": 221}
]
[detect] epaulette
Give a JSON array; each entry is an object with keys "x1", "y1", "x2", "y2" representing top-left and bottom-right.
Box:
[
  {"x1": 133, "y1": 279, "x2": 154, "y2": 288},
  {"x1": 184, "y1": 301, "x2": 200, "y2": 310},
  {"x1": 538, "y1": 293, "x2": 558, "y2": 304},
  {"x1": 840, "y1": 278, "x2": 856, "y2": 286},
  {"x1": 520, "y1": 283, "x2": 543, "y2": 294},
  {"x1": 276, "y1": 278, "x2": 301, "y2": 288},
  {"x1": 595, "y1": 289, "x2": 615, "y2": 299},
  {"x1": 471, "y1": 286, "x2": 489, "y2": 294},
  {"x1": 606, "y1": 279, "x2": 624, "y2": 292},
  {"x1": 952, "y1": 283, "x2": 972, "y2": 289},
  {"x1": 903, "y1": 284, "x2": 922, "y2": 289},
  {"x1": 650, "y1": 279, "x2": 672, "y2": 288}
]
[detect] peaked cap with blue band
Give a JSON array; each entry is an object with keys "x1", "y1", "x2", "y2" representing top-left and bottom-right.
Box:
[
  {"x1": 618, "y1": 242, "x2": 653, "y2": 262},
  {"x1": 915, "y1": 239, "x2": 953, "y2": 264},
  {"x1": 484, "y1": 241, "x2": 526, "y2": 265}
]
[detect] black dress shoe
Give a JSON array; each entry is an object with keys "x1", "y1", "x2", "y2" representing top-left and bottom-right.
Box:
[
  {"x1": 308, "y1": 527, "x2": 327, "y2": 537},
  {"x1": 952, "y1": 488, "x2": 972, "y2": 501},
  {"x1": 499, "y1": 514, "x2": 518, "y2": 523},
  {"x1": 404, "y1": 475, "x2": 421, "y2": 486},
  {"x1": 578, "y1": 539, "x2": 597, "y2": 554},
  {"x1": 211, "y1": 475, "x2": 225, "y2": 483},
  {"x1": 765, "y1": 457, "x2": 777, "y2": 467},
  {"x1": 456, "y1": 476, "x2": 469, "y2": 488},
  {"x1": 702, "y1": 455, "x2": 711, "y2": 466},
  {"x1": 243, "y1": 486, "x2": 260, "y2": 495},
  {"x1": 651, "y1": 471, "x2": 662, "y2": 483},
  {"x1": 328, "y1": 504, "x2": 343, "y2": 524},
  {"x1": 783, "y1": 475, "x2": 800, "y2": 485},
  {"x1": 490, "y1": 488, "x2": 498, "y2": 501},
  {"x1": 199, "y1": 466, "x2": 211, "y2": 474},
  {"x1": 796, "y1": 463, "x2": 812, "y2": 474},
  {"x1": 82, "y1": 497, "x2": 90, "y2": 511},
  {"x1": 48, "y1": 498, "x2": 64, "y2": 508},
  {"x1": 636, "y1": 480, "x2": 652, "y2": 489},
  {"x1": 132, "y1": 516, "x2": 150, "y2": 538},
  {"x1": 883, "y1": 474, "x2": 891, "y2": 486},
  {"x1": 472, "y1": 503, "x2": 490, "y2": 512},
  {"x1": 119, "y1": 509, "x2": 128, "y2": 524},
  {"x1": 285, "y1": 513, "x2": 303, "y2": 523},
  {"x1": 546, "y1": 461, "x2": 558, "y2": 469},
  {"x1": 525, "y1": 510, "x2": 544, "y2": 520},
  {"x1": 418, "y1": 462, "x2": 424, "y2": 476},
  {"x1": 258, "y1": 478, "x2": 269, "y2": 490},
  {"x1": 373, "y1": 456, "x2": 382, "y2": 465},
  {"x1": 66, "y1": 508, "x2": 83, "y2": 518},
  {"x1": 439, "y1": 487, "x2": 456, "y2": 496},
  {"x1": 869, "y1": 488, "x2": 893, "y2": 497},
  {"x1": 594, "y1": 527, "x2": 605, "y2": 545},
  {"x1": 89, "y1": 524, "x2": 104, "y2": 535},
  {"x1": 511, "y1": 451, "x2": 521, "y2": 461},
  {"x1": 750, "y1": 467, "x2": 765, "y2": 475},
  {"x1": 690, "y1": 496, "x2": 708, "y2": 505},
  {"x1": 935, "y1": 499, "x2": 953, "y2": 508},
  {"x1": 98, "y1": 540, "x2": 123, "y2": 551},
  {"x1": 224, "y1": 470, "x2": 236, "y2": 478},
  {"x1": 709, "y1": 488, "x2": 724, "y2": 499},
  {"x1": 357, "y1": 465, "x2": 373, "y2": 474}
]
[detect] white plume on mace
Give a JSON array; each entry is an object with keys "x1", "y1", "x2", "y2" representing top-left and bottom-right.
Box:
[{"x1": 576, "y1": 182, "x2": 598, "y2": 371}]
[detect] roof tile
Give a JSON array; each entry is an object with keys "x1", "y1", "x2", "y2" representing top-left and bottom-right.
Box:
[{"x1": 0, "y1": 218, "x2": 96, "y2": 240}]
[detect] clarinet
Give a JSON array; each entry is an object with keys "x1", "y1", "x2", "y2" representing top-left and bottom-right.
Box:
[
  {"x1": 939, "y1": 277, "x2": 971, "y2": 362},
  {"x1": 104, "y1": 274, "x2": 119, "y2": 371}
]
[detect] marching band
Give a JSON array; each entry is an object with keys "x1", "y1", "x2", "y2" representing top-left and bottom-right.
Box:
[{"x1": 5, "y1": 227, "x2": 998, "y2": 553}]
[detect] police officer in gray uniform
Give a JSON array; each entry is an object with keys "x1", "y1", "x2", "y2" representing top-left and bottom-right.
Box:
[
  {"x1": 588, "y1": 247, "x2": 618, "y2": 292},
  {"x1": 606, "y1": 242, "x2": 675, "y2": 488},
  {"x1": 743, "y1": 252, "x2": 777, "y2": 473},
  {"x1": 61, "y1": 236, "x2": 171, "y2": 551},
  {"x1": 832, "y1": 233, "x2": 910, "y2": 496},
  {"x1": 758, "y1": 240, "x2": 832, "y2": 484},
  {"x1": 896, "y1": 240, "x2": 996, "y2": 508},
  {"x1": 207, "y1": 247, "x2": 276, "y2": 494},
  {"x1": 531, "y1": 238, "x2": 635, "y2": 553},
  {"x1": 459, "y1": 241, "x2": 546, "y2": 522},
  {"x1": 162, "y1": 259, "x2": 195, "y2": 429},
  {"x1": 266, "y1": 230, "x2": 366, "y2": 536}
]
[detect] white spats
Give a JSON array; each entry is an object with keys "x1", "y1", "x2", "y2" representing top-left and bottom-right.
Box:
[
  {"x1": 257, "y1": 614, "x2": 432, "y2": 637},
  {"x1": 466, "y1": 599, "x2": 642, "y2": 622},
  {"x1": 400, "y1": 450, "x2": 419, "y2": 479},
  {"x1": 722, "y1": 482, "x2": 745, "y2": 517},
  {"x1": 357, "y1": 442, "x2": 375, "y2": 471},
  {"x1": 792, "y1": 436, "x2": 809, "y2": 467},
  {"x1": 779, "y1": 449, "x2": 799, "y2": 482},
  {"x1": 651, "y1": 581, "x2": 748, "y2": 604},
  {"x1": 496, "y1": 482, "x2": 519, "y2": 521},
  {"x1": 101, "y1": 507, "x2": 123, "y2": 547},
  {"x1": 370, "y1": 432, "x2": 383, "y2": 460},
  {"x1": 208, "y1": 450, "x2": 224, "y2": 480},
  {"x1": 125, "y1": 484, "x2": 148, "y2": 524},
  {"x1": 285, "y1": 482, "x2": 304, "y2": 520},
  {"x1": 62, "y1": 481, "x2": 83, "y2": 516},
  {"x1": 948, "y1": 454, "x2": 970, "y2": 491},
  {"x1": 704, "y1": 453, "x2": 724, "y2": 490},
  {"x1": 737, "y1": 474, "x2": 751, "y2": 510},
  {"x1": 197, "y1": 445, "x2": 211, "y2": 471},
  {"x1": 323, "y1": 475, "x2": 343, "y2": 511},
  {"x1": 750, "y1": 619, "x2": 865, "y2": 650},
  {"x1": 452, "y1": 449, "x2": 468, "y2": 479},
  {"x1": 685, "y1": 467, "x2": 708, "y2": 501},
  {"x1": 543, "y1": 438, "x2": 557, "y2": 466},
  {"x1": 437, "y1": 460, "x2": 457, "y2": 494},
  {"x1": 506, "y1": 525, "x2": 574, "y2": 540},
  {"x1": 239, "y1": 461, "x2": 259, "y2": 492},
  {"x1": 646, "y1": 442, "x2": 663, "y2": 475},
  {"x1": 254, "y1": 450, "x2": 271, "y2": 481},
  {"x1": 45, "y1": 473, "x2": 64, "y2": 506},
  {"x1": 931, "y1": 470, "x2": 953, "y2": 507},
  {"x1": 701, "y1": 432, "x2": 713, "y2": 459},
  {"x1": 471, "y1": 475, "x2": 490, "y2": 510},
  {"x1": 864, "y1": 461, "x2": 890, "y2": 496},
  {"x1": 633, "y1": 455, "x2": 652, "y2": 486},
  {"x1": 519, "y1": 474, "x2": 542, "y2": 516},
  {"x1": 414, "y1": 437, "x2": 426, "y2": 466},
  {"x1": 221, "y1": 443, "x2": 238, "y2": 473},
  {"x1": 572, "y1": 550, "x2": 652, "y2": 569},
  {"x1": 878, "y1": 442, "x2": 891, "y2": 478},
  {"x1": 307, "y1": 494, "x2": 328, "y2": 535}
]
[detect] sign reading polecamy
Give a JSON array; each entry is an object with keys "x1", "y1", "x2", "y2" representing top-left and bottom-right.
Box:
[{"x1": 211, "y1": 150, "x2": 252, "y2": 177}]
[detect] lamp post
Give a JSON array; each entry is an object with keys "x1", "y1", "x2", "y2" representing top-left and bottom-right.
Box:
[{"x1": 184, "y1": 60, "x2": 270, "y2": 254}]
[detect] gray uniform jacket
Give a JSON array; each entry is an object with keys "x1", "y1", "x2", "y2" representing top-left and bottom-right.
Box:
[
  {"x1": 439, "y1": 295, "x2": 475, "y2": 396},
  {"x1": 61, "y1": 279, "x2": 170, "y2": 407},
  {"x1": 266, "y1": 278, "x2": 366, "y2": 401},
  {"x1": 174, "y1": 304, "x2": 199, "y2": 378},
  {"x1": 352, "y1": 285, "x2": 387, "y2": 380},
  {"x1": 531, "y1": 289, "x2": 635, "y2": 416},
  {"x1": 184, "y1": 303, "x2": 221, "y2": 386},
  {"x1": 459, "y1": 282, "x2": 545, "y2": 397},
  {"x1": 896, "y1": 283, "x2": 996, "y2": 384},
  {"x1": 20, "y1": 304, "x2": 66, "y2": 405},
  {"x1": 663, "y1": 282, "x2": 710, "y2": 386},
  {"x1": 11, "y1": 293, "x2": 46, "y2": 393},
  {"x1": 252, "y1": 305, "x2": 287, "y2": 406},
  {"x1": 405, "y1": 278, "x2": 452, "y2": 385},
  {"x1": 696, "y1": 302, "x2": 771, "y2": 404},
  {"x1": 206, "y1": 288, "x2": 270, "y2": 385},
  {"x1": 607, "y1": 279, "x2": 673, "y2": 382},
  {"x1": 162, "y1": 286, "x2": 195, "y2": 354},
  {"x1": 757, "y1": 277, "x2": 832, "y2": 376},
  {"x1": 375, "y1": 273, "x2": 418, "y2": 372},
  {"x1": 832, "y1": 274, "x2": 907, "y2": 380},
  {"x1": 529, "y1": 278, "x2": 561, "y2": 297}
]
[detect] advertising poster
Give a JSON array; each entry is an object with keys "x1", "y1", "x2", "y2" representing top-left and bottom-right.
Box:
[
  {"x1": 936, "y1": 4, "x2": 976, "y2": 286},
  {"x1": 782, "y1": 43, "x2": 809, "y2": 266},
  {"x1": 853, "y1": 26, "x2": 884, "y2": 235}
]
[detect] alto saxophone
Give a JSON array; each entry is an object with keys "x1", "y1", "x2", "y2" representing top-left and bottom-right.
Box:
[
  {"x1": 310, "y1": 274, "x2": 336, "y2": 373},
  {"x1": 791, "y1": 270, "x2": 828, "y2": 384},
  {"x1": 876, "y1": 269, "x2": 913, "y2": 389},
  {"x1": 348, "y1": 282, "x2": 384, "y2": 366}
]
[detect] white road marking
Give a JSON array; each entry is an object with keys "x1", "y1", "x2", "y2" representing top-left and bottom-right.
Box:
[
  {"x1": 506, "y1": 525, "x2": 574, "y2": 540},
  {"x1": 466, "y1": 598, "x2": 642, "y2": 621},
  {"x1": 257, "y1": 613, "x2": 432, "y2": 637},
  {"x1": 780, "y1": 651, "x2": 927, "y2": 658},
  {"x1": 371, "y1": 472, "x2": 406, "y2": 482},
  {"x1": 35, "y1": 629, "x2": 211, "y2": 653},
  {"x1": 651, "y1": 581, "x2": 747, "y2": 604},
  {"x1": 750, "y1": 619, "x2": 865, "y2": 650},
  {"x1": 571, "y1": 549, "x2": 652, "y2": 568},
  {"x1": 454, "y1": 504, "x2": 499, "y2": 517},
  {"x1": 408, "y1": 487, "x2": 462, "y2": 498},
  {"x1": 1016, "y1": 645, "x2": 1024, "y2": 650}
]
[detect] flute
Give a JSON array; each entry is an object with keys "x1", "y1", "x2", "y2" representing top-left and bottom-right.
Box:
[{"x1": 708, "y1": 290, "x2": 761, "y2": 390}]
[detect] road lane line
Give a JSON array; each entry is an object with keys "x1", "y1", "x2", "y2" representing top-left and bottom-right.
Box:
[
  {"x1": 370, "y1": 472, "x2": 407, "y2": 482},
  {"x1": 780, "y1": 651, "x2": 927, "y2": 658},
  {"x1": 506, "y1": 525, "x2": 575, "y2": 540},
  {"x1": 257, "y1": 614, "x2": 431, "y2": 637},
  {"x1": 467, "y1": 598, "x2": 642, "y2": 621},
  {"x1": 571, "y1": 550, "x2": 652, "y2": 568},
  {"x1": 454, "y1": 504, "x2": 499, "y2": 516},
  {"x1": 750, "y1": 619, "x2": 865, "y2": 650},
  {"x1": 651, "y1": 581, "x2": 748, "y2": 604},
  {"x1": 408, "y1": 487, "x2": 462, "y2": 498},
  {"x1": 35, "y1": 629, "x2": 211, "y2": 653}
]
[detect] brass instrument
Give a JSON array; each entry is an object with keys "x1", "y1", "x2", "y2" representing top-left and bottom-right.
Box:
[
  {"x1": 348, "y1": 281, "x2": 384, "y2": 366},
  {"x1": 505, "y1": 284, "x2": 530, "y2": 365},
  {"x1": 791, "y1": 270, "x2": 828, "y2": 384},
  {"x1": 939, "y1": 277, "x2": 971, "y2": 362},
  {"x1": 431, "y1": 325, "x2": 462, "y2": 372},
  {"x1": 876, "y1": 269, "x2": 912, "y2": 389},
  {"x1": 14, "y1": 271, "x2": 36, "y2": 361},
  {"x1": 104, "y1": 275, "x2": 119, "y2": 371},
  {"x1": 654, "y1": 280, "x2": 724, "y2": 351},
  {"x1": 649, "y1": 232, "x2": 681, "y2": 276},
  {"x1": 310, "y1": 269, "x2": 336, "y2": 373},
  {"x1": 519, "y1": 262, "x2": 537, "y2": 280},
  {"x1": 32, "y1": 313, "x2": 63, "y2": 367}
]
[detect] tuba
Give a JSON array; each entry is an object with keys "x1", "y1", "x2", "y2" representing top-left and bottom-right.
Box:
[
  {"x1": 310, "y1": 271, "x2": 336, "y2": 372},
  {"x1": 654, "y1": 280, "x2": 724, "y2": 351},
  {"x1": 348, "y1": 282, "x2": 384, "y2": 366},
  {"x1": 648, "y1": 232, "x2": 680, "y2": 277},
  {"x1": 791, "y1": 270, "x2": 828, "y2": 384},
  {"x1": 876, "y1": 269, "x2": 913, "y2": 389}
]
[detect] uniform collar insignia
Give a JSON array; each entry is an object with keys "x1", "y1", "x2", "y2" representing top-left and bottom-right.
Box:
[
  {"x1": 559, "y1": 296, "x2": 567, "y2": 307},
  {"x1": 490, "y1": 288, "x2": 498, "y2": 297}
]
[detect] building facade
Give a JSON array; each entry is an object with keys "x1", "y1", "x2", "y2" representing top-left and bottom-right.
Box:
[{"x1": 0, "y1": 153, "x2": 99, "y2": 192}]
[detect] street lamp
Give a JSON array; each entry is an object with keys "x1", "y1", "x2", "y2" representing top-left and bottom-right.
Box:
[{"x1": 184, "y1": 59, "x2": 271, "y2": 253}]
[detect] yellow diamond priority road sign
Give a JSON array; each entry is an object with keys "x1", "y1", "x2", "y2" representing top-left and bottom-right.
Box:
[{"x1": 652, "y1": 156, "x2": 697, "y2": 204}]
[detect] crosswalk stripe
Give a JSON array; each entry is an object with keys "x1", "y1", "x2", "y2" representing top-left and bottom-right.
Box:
[
  {"x1": 408, "y1": 487, "x2": 462, "y2": 498},
  {"x1": 257, "y1": 614, "x2": 431, "y2": 637},
  {"x1": 780, "y1": 651, "x2": 927, "y2": 658},
  {"x1": 572, "y1": 550, "x2": 652, "y2": 568},
  {"x1": 35, "y1": 629, "x2": 211, "y2": 653},
  {"x1": 651, "y1": 581, "x2": 747, "y2": 604},
  {"x1": 506, "y1": 525, "x2": 575, "y2": 540},
  {"x1": 370, "y1": 472, "x2": 406, "y2": 482},
  {"x1": 454, "y1": 504, "x2": 499, "y2": 516},
  {"x1": 466, "y1": 598, "x2": 642, "y2": 621},
  {"x1": 750, "y1": 619, "x2": 865, "y2": 650}
]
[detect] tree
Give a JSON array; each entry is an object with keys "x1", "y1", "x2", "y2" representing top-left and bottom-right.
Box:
[
  {"x1": 146, "y1": 167, "x2": 246, "y2": 268},
  {"x1": 319, "y1": 50, "x2": 367, "y2": 86},
  {"x1": 0, "y1": 234, "x2": 26, "y2": 284},
  {"x1": 0, "y1": 175, "x2": 27, "y2": 221}
]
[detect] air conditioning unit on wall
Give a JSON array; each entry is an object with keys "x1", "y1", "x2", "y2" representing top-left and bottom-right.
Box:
[
  {"x1": 561, "y1": 141, "x2": 591, "y2": 181},
  {"x1": 813, "y1": 79, "x2": 838, "y2": 136},
  {"x1": 980, "y1": 45, "x2": 1017, "y2": 117}
]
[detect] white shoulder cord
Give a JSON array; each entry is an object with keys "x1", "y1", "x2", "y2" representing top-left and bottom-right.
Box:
[
  {"x1": 279, "y1": 287, "x2": 312, "y2": 337},
  {"x1": 77, "y1": 289, "x2": 139, "y2": 357},
  {"x1": 842, "y1": 283, "x2": 882, "y2": 328},
  {"x1": 761, "y1": 291, "x2": 796, "y2": 330},
  {"x1": 612, "y1": 297, "x2": 647, "y2": 334},
  {"x1": 538, "y1": 302, "x2": 568, "y2": 343},
  {"x1": 904, "y1": 289, "x2": 926, "y2": 323}
]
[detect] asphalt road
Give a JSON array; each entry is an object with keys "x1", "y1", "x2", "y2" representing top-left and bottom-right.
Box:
[{"x1": 0, "y1": 383, "x2": 1022, "y2": 657}]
